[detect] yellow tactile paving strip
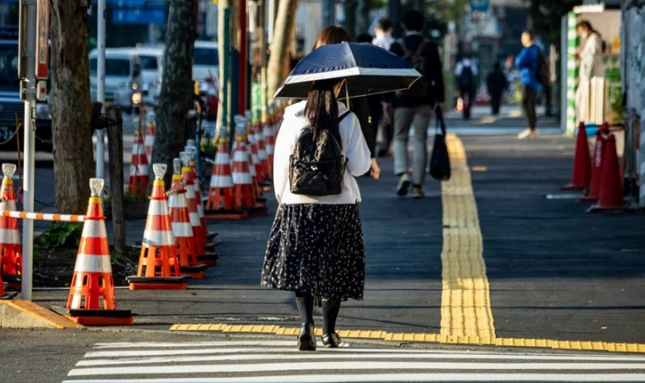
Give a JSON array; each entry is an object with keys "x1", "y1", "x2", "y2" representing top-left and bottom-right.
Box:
[
  {"x1": 439, "y1": 134, "x2": 495, "y2": 339},
  {"x1": 171, "y1": 134, "x2": 645, "y2": 354}
]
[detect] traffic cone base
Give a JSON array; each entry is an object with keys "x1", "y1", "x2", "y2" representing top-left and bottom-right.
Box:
[
  {"x1": 197, "y1": 252, "x2": 219, "y2": 267},
  {"x1": 244, "y1": 205, "x2": 269, "y2": 217},
  {"x1": 126, "y1": 276, "x2": 189, "y2": 290},
  {"x1": 180, "y1": 265, "x2": 207, "y2": 279},
  {"x1": 67, "y1": 308, "x2": 134, "y2": 326}
]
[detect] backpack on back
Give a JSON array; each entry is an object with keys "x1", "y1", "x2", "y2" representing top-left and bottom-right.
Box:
[
  {"x1": 458, "y1": 65, "x2": 474, "y2": 89},
  {"x1": 536, "y1": 49, "x2": 549, "y2": 85},
  {"x1": 289, "y1": 112, "x2": 351, "y2": 196},
  {"x1": 396, "y1": 38, "x2": 428, "y2": 98}
]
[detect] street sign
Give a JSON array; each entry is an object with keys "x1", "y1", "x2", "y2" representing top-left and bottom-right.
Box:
[
  {"x1": 35, "y1": 0, "x2": 49, "y2": 80},
  {"x1": 469, "y1": 0, "x2": 489, "y2": 13}
]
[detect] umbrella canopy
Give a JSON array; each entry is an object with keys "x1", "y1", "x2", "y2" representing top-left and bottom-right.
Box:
[{"x1": 274, "y1": 42, "x2": 422, "y2": 99}]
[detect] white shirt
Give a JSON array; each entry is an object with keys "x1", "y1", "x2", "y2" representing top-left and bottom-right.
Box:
[
  {"x1": 579, "y1": 33, "x2": 603, "y2": 81},
  {"x1": 273, "y1": 101, "x2": 372, "y2": 205},
  {"x1": 454, "y1": 59, "x2": 479, "y2": 77},
  {"x1": 372, "y1": 34, "x2": 395, "y2": 50}
]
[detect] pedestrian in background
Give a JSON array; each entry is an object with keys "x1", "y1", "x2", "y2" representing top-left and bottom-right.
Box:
[
  {"x1": 486, "y1": 61, "x2": 508, "y2": 116},
  {"x1": 372, "y1": 17, "x2": 395, "y2": 51},
  {"x1": 574, "y1": 20, "x2": 604, "y2": 123},
  {"x1": 454, "y1": 54, "x2": 478, "y2": 120},
  {"x1": 515, "y1": 29, "x2": 542, "y2": 139},
  {"x1": 261, "y1": 26, "x2": 372, "y2": 352},
  {"x1": 383, "y1": 10, "x2": 444, "y2": 198}
]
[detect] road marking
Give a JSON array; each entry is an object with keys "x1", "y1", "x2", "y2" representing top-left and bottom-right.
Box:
[
  {"x1": 62, "y1": 373, "x2": 645, "y2": 383},
  {"x1": 67, "y1": 361, "x2": 645, "y2": 376},
  {"x1": 64, "y1": 341, "x2": 645, "y2": 383},
  {"x1": 440, "y1": 134, "x2": 495, "y2": 338},
  {"x1": 77, "y1": 352, "x2": 645, "y2": 367}
]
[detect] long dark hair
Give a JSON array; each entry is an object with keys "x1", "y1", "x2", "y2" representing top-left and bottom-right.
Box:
[
  {"x1": 305, "y1": 25, "x2": 351, "y2": 147},
  {"x1": 304, "y1": 79, "x2": 342, "y2": 147}
]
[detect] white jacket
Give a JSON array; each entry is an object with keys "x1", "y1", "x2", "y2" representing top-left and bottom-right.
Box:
[{"x1": 273, "y1": 101, "x2": 372, "y2": 205}]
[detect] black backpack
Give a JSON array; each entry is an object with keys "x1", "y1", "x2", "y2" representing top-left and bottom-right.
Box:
[
  {"x1": 289, "y1": 112, "x2": 351, "y2": 196},
  {"x1": 536, "y1": 50, "x2": 549, "y2": 85},
  {"x1": 396, "y1": 38, "x2": 428, "y2": 98},
  {"x1": 458, "y1": 65, "x2": 474, "y2": 89}
]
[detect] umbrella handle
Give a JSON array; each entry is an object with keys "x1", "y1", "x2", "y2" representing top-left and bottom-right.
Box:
[{"x1": 345, "y1": 81, "x2": 350, "y2": 110}]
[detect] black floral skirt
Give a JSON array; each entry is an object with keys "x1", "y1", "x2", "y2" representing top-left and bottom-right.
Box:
[{"x1": 261, "y1": 203, "x2": 365, "y2": 303}]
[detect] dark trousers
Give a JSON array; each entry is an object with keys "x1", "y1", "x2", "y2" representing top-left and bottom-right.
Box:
[
  {"x1": 521, "y1": 85, "x2": 537, "y2": 130},
  {"x1": 490, "y1": 92, "x2": 503, "y2": 115},
  {"x1": 459, "y1": 86, "x2": 474, "y2": 120}
]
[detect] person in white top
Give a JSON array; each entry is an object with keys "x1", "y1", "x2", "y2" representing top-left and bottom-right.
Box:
[
  {"x1": 372, "y1": 17, "x2": 395, "y2": 51},
  {"x1": 574, "y1": 20, "x2": 604, "y2": 123},
  {"x1": 454, "y1": 55, "x2": 478, "y2": 120},
  {"x1": 261, "y1": 76, "x2": 371, "y2": 352}
]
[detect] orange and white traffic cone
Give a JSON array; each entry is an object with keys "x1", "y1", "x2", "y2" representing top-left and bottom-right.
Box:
[
  {"x1": 587, "y1": 134, "x2": 629, "y2": 213},
  {"x1": 144, "y1": 115, "x2": 156, "y2": 164},
  {"x1": 254, "y1": 109, "x2": 270, "y2": 183},
  {"x1": 184, "y1": 144, "x2": 214, "y2": 247},
  {"x1": 232, "y1": 116, "x2": 256, "y2": 209},
  {"x1": 168, "y1": 159, "x2": 207, "y2": 279},
  {"x1": 129, "y1": 129, "x2": 149, "y2": 196},
  {"x1": 66, "y1": 178, "x2": 133, "y2": 325},
  {"x1": 181, "y1": 152, "x2": 218, "y2": 266},
  {"x1": 205, "y1": 134, "x2": 246, "y2": 220},
  {"x1": 127, "y1": 164, "x2": 189, "y2": 290},
  {"x1": 0, "y1": 164, "x2": 22, "y2": 290},
  {"x1": 263, "y1": 105, "x2": 275, "y2": 179},
  {"x1": 245, "y1": 110, "x2": 265, "y2": 184}
]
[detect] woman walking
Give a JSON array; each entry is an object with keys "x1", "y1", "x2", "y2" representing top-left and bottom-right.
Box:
[{"x1": 261, "y1": 54, "x2": 372, "y2": 350}]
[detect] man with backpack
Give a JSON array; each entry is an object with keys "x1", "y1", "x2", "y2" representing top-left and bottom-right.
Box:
[
  {"x1": 455, "y1": 54, "x2": 478, "y2": 120},
  {"x1": 383, "y1": 10, "x2": 445, "y2": 198},
  {"x1": 515, "y1": 29, "x2": 543, "y2": 139}
]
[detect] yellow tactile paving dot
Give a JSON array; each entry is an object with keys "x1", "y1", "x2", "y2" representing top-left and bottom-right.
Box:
[
  {"x1": 440, "y1": 134, "x2": 495, "y2": 339},
  {"x1": 170, "y1": 135, "x2": 645, "y2": 354}
]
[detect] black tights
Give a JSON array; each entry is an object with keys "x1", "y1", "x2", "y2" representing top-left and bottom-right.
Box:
[{"x1": 295, "y1": 292, "x2": 341, "y2": 335}]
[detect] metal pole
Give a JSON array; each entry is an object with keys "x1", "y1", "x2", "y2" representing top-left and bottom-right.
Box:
[
  {"x1": 20, "y1": 0, "x2": 37, "y2": 301},
  {"x1": 96, "y1": 0, "x2": 106, "y2": 180}
]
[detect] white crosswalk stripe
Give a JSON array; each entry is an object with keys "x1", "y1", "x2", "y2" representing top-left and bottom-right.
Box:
[{"x1": 63, "y1": 340, "x2": 645, "y2": 383}]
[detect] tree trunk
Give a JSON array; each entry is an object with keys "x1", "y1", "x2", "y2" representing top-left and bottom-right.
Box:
[
  {"x1": 267, "y1": 0, "x2": 298, "y2": 102},
  {"x1": 49, "y1": 0, "x2": 94, "y2": 214},
  {"x1": 356, "y1": 0, "x2": 370, "y2": 37},
  {"x1": 153, "y1": 0, "x2": 198, "y2": 185},
  {"x1": 343, "y1": 0, "x2": 358, "y2": 39}
]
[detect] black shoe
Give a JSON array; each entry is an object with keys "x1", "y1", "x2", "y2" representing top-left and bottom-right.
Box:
[
  {"x1": 297, "y1": 323, "x2": 316, "y2": 351},
  {"x1": 322, "y1": 332, "x2": 341, "y2": 348},
  {"x1": 396, "y1": 173, "x2": 411, "y2": 196}
]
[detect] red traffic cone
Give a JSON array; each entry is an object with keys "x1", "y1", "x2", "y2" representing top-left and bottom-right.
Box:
[
  {"x1": 205, "y1": 135, "x2": 246, "y2": 220},
  {"x1": 562, "y1": 122, "x2": 591, "y2": 190},
  {"x1": 578, "y1": 124, "x2": 609, "y2": 203},
  {"x1": 129, "y1": 129, "x2": 149, "y2": 196},
  {"x1": 66, "y1": 178, "x2": 133, "y2": 325},
  {"x1": 0, "y1": 164, "x2": 22, "y2": 290},
  {"x1": 127, "y1": 164, "x2": 189, "y2": 290},
  {"x1": 245, "y1": 110, "x2": 265, "y2": 183},
  {"x1": 234, "y1": 116, "x2": 267, "y2": 216},
  {"x1": 168, "y1": 159, "x2": 208, "y2": 279},
  {"x1": 588, "y1": 134, "x2": 629, "y2": 212}
]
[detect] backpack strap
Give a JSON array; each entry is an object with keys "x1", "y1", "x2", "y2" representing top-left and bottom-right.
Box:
[
  {"x1": 338, "y1": 111, "x2": 351, "y2": 122},
  {"x1": 397, "y1": 38, "x2": 410, "y2": 58}
]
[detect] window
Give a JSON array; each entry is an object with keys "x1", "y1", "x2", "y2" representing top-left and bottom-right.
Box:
[
  {"x1": 139, "y1": 55, "x2": 158, "y2": 70},
  {"x1": 90, "y1": 58, "x2": 131, "y2": 76},
  {"x1": 0, "y1": 44, "x2": 19, "y2": 92},
  {"x1": 194, "y1": 47, "x2": 219, "y2": 66}
]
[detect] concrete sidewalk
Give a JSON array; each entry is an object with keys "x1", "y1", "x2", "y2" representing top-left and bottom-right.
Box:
[{"x1": 23, "y1": 131, "x2": 645, "y2": 351}]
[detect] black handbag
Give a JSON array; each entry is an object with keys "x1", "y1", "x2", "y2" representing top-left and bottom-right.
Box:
[{"x1": 429, "y1": 108, "x2": 451, "y2": 181}]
